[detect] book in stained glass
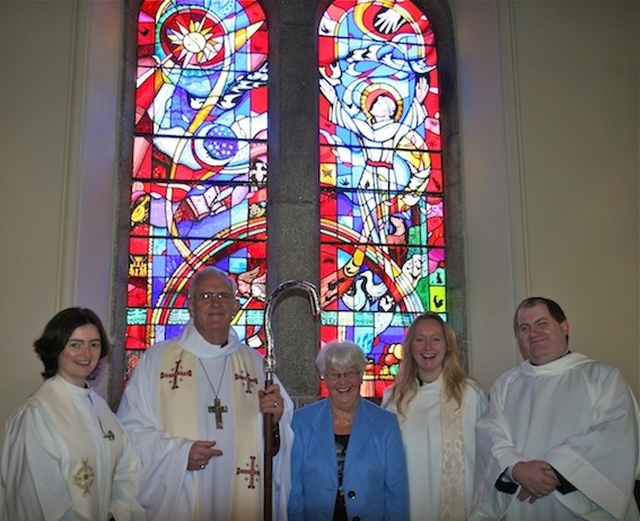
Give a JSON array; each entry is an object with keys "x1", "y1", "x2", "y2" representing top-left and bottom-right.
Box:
[{"x1": 127, "y1": 0, "x2": 270, "y2": 364}]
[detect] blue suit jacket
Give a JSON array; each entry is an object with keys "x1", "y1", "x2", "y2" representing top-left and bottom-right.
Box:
[{"x1": 288, "y1": 398, "x2": 409, "y2": 521}]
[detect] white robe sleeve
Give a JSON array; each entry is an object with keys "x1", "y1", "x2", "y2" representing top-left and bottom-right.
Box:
[
  {"x1": 264, "y1": 372, "x2": 294, "y2": 521},
  {"x1": 471, "y1": 369, "x2": 541, "y2": 520},
  {"x1": 116, "y1": 349, "x2": 194, "y2": 519},
  {"x1": 93, "y1": 397, "x2": 147, "y2": 521},
  {"x1": 471, "y1": 363, "x2": 640, "y2": 521},
  {"x1": 544, "y1": 366, "x2": 640, "y2": 518},
  {"x1": 1, "y1": 403, "x2": 85, "y2": 521}
]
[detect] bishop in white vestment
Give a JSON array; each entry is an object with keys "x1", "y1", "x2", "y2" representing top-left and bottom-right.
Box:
[
  {"x1": 470, "y1": 297, "x2": 640, "y2": 520},
  {"x1": 117, "y1": 267, "x2": 294, "y2": 521}
]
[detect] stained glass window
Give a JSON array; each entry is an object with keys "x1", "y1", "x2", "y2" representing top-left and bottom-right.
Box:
[
  {"x1": 318, "y1": 0, "x2": 445, "y2": 397},
  {"x1": 127, "y1": 0, "x2": 269, "y2": 377}
]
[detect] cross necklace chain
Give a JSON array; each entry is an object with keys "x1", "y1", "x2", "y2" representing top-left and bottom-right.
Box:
[{"x1": 199, "y1": 356, "x2": 228, "y2": 429}]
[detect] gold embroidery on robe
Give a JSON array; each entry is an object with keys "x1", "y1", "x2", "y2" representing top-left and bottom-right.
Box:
[{"x1": 72, "y1": 458, "x2": 95, "y2": 496}]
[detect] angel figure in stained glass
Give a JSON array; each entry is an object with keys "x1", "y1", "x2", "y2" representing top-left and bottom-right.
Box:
[{"x1": 320, "y1": 74, "x2": 431, "y2": 247}]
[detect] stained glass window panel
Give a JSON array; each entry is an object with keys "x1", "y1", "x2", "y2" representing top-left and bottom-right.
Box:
[
  {"x1": 127, "y1": 0, "x2": 269, "y2": 378},
  {"x1": 318, "y1": 0, "x2": 446, "y2": 398}
]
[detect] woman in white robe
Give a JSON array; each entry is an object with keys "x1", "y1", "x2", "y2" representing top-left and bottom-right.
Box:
[
  {"x1": 383, "y1": 312, "x2": 487, "y2": 520},
  {"x1": 0, "y1": 307, "x2": 146, "y2": 521}
]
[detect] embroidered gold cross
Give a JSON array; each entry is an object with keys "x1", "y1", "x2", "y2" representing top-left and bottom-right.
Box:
[
  {"x1": 72, "y1": 458, "x2": 95, "y2": 496},
  {"x1": 208, "y1": 397, "x2": 228, "y2": 429}
]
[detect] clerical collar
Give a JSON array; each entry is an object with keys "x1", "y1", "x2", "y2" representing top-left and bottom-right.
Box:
[
  {"x1": 530, "y1": 349, "x2": 571, "y2": 366},
  {"x1": 417, "y1": 374, "x2": 440, "y2": 386}
]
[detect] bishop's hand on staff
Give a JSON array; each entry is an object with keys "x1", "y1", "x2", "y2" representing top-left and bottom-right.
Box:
[{"x1": 118, "y1": 266, "x2": 294, "y2": 521}]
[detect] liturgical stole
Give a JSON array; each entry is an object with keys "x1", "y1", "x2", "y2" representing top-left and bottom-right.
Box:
[
  {"x1": 158, "y1": 342, "x2": 262, "y2": 519},
  {"x1": 439, "y1": 390, "x2": 467, "y2": 520}
]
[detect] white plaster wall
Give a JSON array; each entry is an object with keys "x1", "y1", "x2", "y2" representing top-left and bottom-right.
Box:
[
  {"x1": 0, "y1": 0, "x2": 122, "y2": 443},
  {"x1": 454, "y1": 0, "x2": 527, "y2": 391},
  {"x1": 0, "y1": 0, "x2": 79, "y2": 438},
  {"x1": 510, "y1": 0, "x2": 639, "y2": 392},
  {"x1": 454, "y1": 0, "x2": 639, "y2": 394}
]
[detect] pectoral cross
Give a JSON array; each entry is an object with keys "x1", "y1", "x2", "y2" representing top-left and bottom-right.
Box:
[{"x1": 208, "y1": 398, "x2": 228, "y2": 429}]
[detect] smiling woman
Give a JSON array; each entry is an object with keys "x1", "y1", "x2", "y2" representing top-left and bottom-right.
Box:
[
  {"x1": 56, "y1": 324, "x2": 103, "y2": 387},
  {"x1": 0, "y1": 308, "x2": 145, "y2": 520},
  {"x1": 288, "y1": 341, "x2": 409, "y2": 520},
  {"x1": 318, "y1": 343, "x2": 366, "y2": 432},
  {"x1": 382, "y1": 313, "x2": 487, "y2": 520}
]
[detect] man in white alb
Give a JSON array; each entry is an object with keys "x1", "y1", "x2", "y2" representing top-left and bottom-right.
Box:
[
  {"x1": 118, "y1": 266, "x2": 293, "y2": 521},
  {"x1": 470, "y1": 297, "x2": 640, "y2": 520}
]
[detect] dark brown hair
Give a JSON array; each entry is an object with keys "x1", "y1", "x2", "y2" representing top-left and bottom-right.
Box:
[
  {"x1": 34, "y1": 307, "x2": 109, "y2": 379},
  {"x1": 514, "y1": 297, "x2": 568, "y2": 342}
]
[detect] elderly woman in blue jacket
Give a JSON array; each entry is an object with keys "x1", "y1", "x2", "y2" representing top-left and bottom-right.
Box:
[{"x1": 288, "y1": 341, "x2": 409, "y2": 521}]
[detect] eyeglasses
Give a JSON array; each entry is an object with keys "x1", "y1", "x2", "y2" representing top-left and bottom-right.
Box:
[
  {"x1": 191, "y1": 292, "x2": 234, "y2": 302},
  {"x1": 323, "y1": 370, "x2": 362, "y2": 382}
]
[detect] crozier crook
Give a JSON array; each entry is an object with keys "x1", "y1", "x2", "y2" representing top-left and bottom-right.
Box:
[
  {"x1": 263, "y1": 280, "x2": 321, "y2": 385},
  {"x1": 262, "y1": 280, "x2": 320, "y2": 521}
]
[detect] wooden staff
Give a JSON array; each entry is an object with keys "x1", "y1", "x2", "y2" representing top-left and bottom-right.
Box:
[{"x1": 263, "y1": 280, "x2": 320, "y2": 521}]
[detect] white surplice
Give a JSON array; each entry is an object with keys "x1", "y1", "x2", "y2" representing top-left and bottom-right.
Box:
[
  {"x1": 383, "y1": 376, "x2": 487, "y2": 520},
  {"x1": 117, "y1": 320, "x2": 294, "y2": 521},
  {"x1": 471, "y1": 352, "x2": 640, "y2": 520},
  {"x1": 0, "y1": 375, "x2": 145, "y2": 521}
]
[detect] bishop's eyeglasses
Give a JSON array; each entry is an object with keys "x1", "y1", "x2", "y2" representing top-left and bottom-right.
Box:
[{"x1": 191, "y1": 292, "x2": 234, "y2": 302}]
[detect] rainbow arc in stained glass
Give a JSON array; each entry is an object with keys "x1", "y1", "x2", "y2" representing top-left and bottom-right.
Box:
[
  {"x1": 318, "y1": 0, "x2": 446, "y2": 397},
  {"x1": 127, "y1": 0, "x2": 269, "y2": 377}
]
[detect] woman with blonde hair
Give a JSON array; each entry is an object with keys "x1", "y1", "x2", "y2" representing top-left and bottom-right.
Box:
[{"x1": 383, "y1": 312, "x2": 487, "y2": 520}]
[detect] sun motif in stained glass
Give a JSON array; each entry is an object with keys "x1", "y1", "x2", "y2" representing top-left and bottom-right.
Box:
[{"x1": 161, "y1": 8, "x2": 225, "y2": 68}]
